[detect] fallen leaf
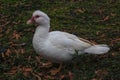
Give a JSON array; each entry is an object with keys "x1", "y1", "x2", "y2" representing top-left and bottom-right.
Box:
[
  {"x1": 111, "y1": 52, "x2": 117, "y2": 56},
  {"x1": 20, "y1": 66, "x2": 33, "y2": 77},
  {"x1": 94, "y1": 69, "x2": 108, "y2": 80},
  {"x1": 36, "y1": 56, "x2": 41, "y2": 63},
  {"x1": 36, "y1": 72, "x2": 43, "y2": 76},
  {"x1": 100, "y1": 34, "x2": 105, "y2": 38},
  {"x1": 23, "y1": 67, "x2": 32, "y2": 72},
  {"x1": 6, "y1": 28, "x2": 11, "y2": 34},
  {"x1": 103, "y1": 15, "x2": 109, "y2": 21},
  {"x1": 31, "y1": 72, "x2": 42, "y2": 80},
  {"x1": 60, "y1": 75, "x2": 65, "y2": 79},
  {"x1": 42, "y1": 62, "x2": 52, "y2": 68},
  {"x1": 15, "y1": 34, "x2": 21, "y2": 40},
  {"x1": 23, "y1": 71, "x2": 30, "y2": 77},
  {"x1": 5, "y1": 49, "x2": 11, "y2": 57},
  {"x1": 12, "y1": 30, "x2": 21, "y2": 40},
  {"x1": 1, "y1": 21, "x2": 10, "y2": 27},
  {"x1": 68, "y1": 71, "x2": 74, "y2": 80},
  {"x1": 14, "y1": 49, "x2": 20, "y2": 54},
  {"x1": 1, "y1": 52, "x2": 5, "y2": 58},
  {"x1": 44, "y1": 75, "x2": 55, "y2": 80},
  {"x1": 0, "y1": 27, "x2": 3, "y2": 33},
  {"x1": 92, "y1": 78, "x2": 97, "y2": 80},
  {"x1": 28, "y1": 56, "x2": 31, "y2": 61},
  {"x1": 7, "y1": 67, "x2": 17, "y2": 75},
  {"x1": 96, "y1": 15, "x2": 110, "y2": 22},
  {"x1": 110, "y1": 13, "x2": 116, "y2": 17},
  {"x1": 96, "y1": 31, "x2": 101, "y2": 35},
  {"x1": 0, "y1": 34, "x2": 3, "y2": 38},
  {"x1": 12, "y1": 20, "x2": 21, "y2": 25},
  {"x1": 77, "y1": 8, "x2": 85, "y2": 13},
  {"x1": 98, "y1": 9, "x2": 104, "y2": 15},
  {"x1": 20, "y1": 48, "x2": 25, "y2": 54}
]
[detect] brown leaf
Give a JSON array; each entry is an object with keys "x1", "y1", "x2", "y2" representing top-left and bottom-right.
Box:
[
  {"x1": 23, "y1": 67, "x2": 32, "y2": 72},
  {"x1": 103, "y1": 15, "x2": 109, "y2": 21},
  {"x1": 23, "y1": 71, "x2": 30, "y2": 77},
  {"x1": 100, "y1": 34, "x2": 105, "y2": 38},
  {"x1": 1, "y1": 21, "x2": 10, "y2": 27},
  {"x1": 68, "y1": 71, "x2": 74, "y2": 80},
  {"x1": 42, "y1": 62, "x2": 52, "y2": 68},
  {"x1": 98, "y1": 9, "x2": 104, "y2": 15},
  {"x1": 110, "y1": 13, "x2": 116, "y2": 17},
  {"x1": 8, "y1": 67, "x2": 17, "y2": 75},
  {"x1": 21, "y1": 67, "x2": 33, "y2": 77},
  {"x1": 20, "y1": 48, "x2": 25, "y2": 54},
  {"x1": 44, "y1": 75, "x2": 55, "y2": 80},
  {"x1": 96, "y1": 15, "x2": 110, "y2": 22},
  {"x1": 6, "y1": 28, "x2": 11, "y2": 34},
  {"x1": 96, "y1": 31, "x2": 101, "y2": 35},
  {"x1": 77, "y1": 8, "x2": 85, "y2": 13},
  {"x1": 0, "y1": 27, "x2": 3, "y2": 33},
  {"x1": 94, "y1": 69, "x2": 108, "y2": 80},
  {"x1": 110, "y1": 38, "x2": 120, "y2": 46},
  {"x1": 0, "y1": 34, "x2": 3, "y2": 38},
  {"x1": 92, "y1": 78, "x2": 97, "y2": 80},
  {"x1": 31, "y1": 72, "x2": 42, "y2": 80},
  {"x1": 14, "y1": 49, "x2": 20, "y2": 54},
  {"x1": 95, "y1": 69, "x2": 108, "y2": 75},
  {"x1": 28, "y1": 56, "x2": 31, "y2": 61},
  {"x1": 36, "y1": 72, "x2": 43, "y2": 76},
  {"x1": 12, "y1": 20, "x2": 21, "y2": 25},
  {"x1": 111, "y1": 52, "x2": 117, "y2": 56},
  {"x1": 12, "y1": 30, "x2": 21, "y2": 40},
  {"x1": 5, "y1": 49, "x2": 12, "y2": 56},
  {"x1": 36, "y1": 56, "x2": 41, "y2": 63},
  {"x1": 15, "y1": 34, "x2": 21, "y2": 40},
  {"x1": 1, "y1": 52, "x2": 5, "y2": 58},
  {"x1": 60, "y1": 75, "x2": 65, "y2": 79}
]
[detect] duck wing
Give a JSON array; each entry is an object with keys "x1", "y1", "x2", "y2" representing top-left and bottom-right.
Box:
[{"x1": 48, "y1": 31, "x2": 93, "y2": 52}]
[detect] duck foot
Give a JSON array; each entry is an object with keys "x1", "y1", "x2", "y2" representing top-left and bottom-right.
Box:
[{"x1": 50, "y1": 63, "x2": 62, "y2": 75}]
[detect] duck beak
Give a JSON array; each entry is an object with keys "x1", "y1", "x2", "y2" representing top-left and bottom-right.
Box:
[{"x1": 26, "y1": 17, "x2": 35, "y2": 24}]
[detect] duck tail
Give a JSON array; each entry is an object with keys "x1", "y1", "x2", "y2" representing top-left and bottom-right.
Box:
[{"x1": 84, "y1": 44, "x2": 110, "y2": 54}]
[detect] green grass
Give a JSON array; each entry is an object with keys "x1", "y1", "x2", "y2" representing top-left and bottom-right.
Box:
[{"x1": 0, "y1": 0, "x2": 120, "y2": 80}]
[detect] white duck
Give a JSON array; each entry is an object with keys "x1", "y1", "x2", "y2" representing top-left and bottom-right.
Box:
[{"x1": 27, "y1": 10, "x2": 110, "y2": 75}]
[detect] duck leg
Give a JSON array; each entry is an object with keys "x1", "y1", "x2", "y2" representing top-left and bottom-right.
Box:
[{"x1": 50, "y1": 63, "x2": 63, "y2": 75}]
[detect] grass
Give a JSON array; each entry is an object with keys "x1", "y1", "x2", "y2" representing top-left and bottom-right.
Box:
[{"x1": 0, "y1": 0, "x2": 120, "y2": 80}]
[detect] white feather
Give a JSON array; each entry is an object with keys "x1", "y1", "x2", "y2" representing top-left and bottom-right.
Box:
[{"x1": 84, "y1": 44, "x2": 110, "y2": 54}]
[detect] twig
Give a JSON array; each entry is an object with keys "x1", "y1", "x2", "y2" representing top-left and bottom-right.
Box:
[{"x1": 31, "y1": 71, "x2": 42, "y2": 80}]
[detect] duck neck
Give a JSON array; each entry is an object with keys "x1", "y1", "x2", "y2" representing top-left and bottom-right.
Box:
[{"x1": 34, "y1": 24, "x2": 50, "y2": 41}]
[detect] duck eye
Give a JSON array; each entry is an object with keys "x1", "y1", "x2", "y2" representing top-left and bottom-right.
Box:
[{"x1": 35, "y1": 15, "x2": 40, "y2": 18}]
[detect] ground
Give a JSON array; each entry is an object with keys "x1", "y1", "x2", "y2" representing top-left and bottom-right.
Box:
[{"x1": 0, "y1": 0, "x2": 120, "y2": 80}]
